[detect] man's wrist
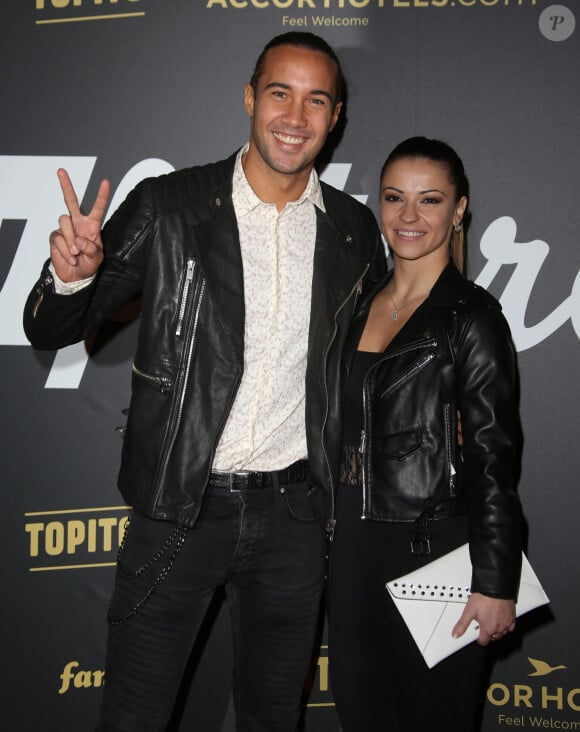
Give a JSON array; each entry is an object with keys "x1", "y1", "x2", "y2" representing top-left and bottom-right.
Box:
[{"x1": 49, "y1": 263, "x2": 95, "y2": 294}]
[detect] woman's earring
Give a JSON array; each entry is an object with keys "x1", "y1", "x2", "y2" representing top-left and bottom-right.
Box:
[{"x1": 454, "y1": 222, "x2": 463, "y2": 233}]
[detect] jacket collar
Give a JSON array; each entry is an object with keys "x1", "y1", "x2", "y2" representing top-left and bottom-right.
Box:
[
  {"x1": 358, "y1": 260, "x2": 470, "y2": 316},
  {"x1": 427, "y1": 261, "x2": 471, "y2": 307},
  {"x1": 345, "y1": 261, "x2": 472, "y2": 360}
]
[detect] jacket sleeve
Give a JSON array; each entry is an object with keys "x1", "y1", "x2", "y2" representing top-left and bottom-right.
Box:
[
  {"x1": 23, "y1": 180, "x2": 154, "y2": 350},
  {"x1": 455, "y1": 303, "x2": 523, "y2": 600}
]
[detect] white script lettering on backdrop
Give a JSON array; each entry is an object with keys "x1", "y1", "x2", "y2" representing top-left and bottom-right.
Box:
[
  {"x1": 476, "y1": 216, "x2": 580, "y2": 351},
  {"x1": 1, "y1": 158, "x2": 578, "y2": 387}
]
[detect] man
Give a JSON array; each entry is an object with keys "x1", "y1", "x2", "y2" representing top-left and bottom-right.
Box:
[{"x1": 24, "y1": 32, "x2": 385, "y2": 732}]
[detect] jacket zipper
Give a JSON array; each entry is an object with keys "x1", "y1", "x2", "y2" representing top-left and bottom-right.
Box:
[
  {"x1": 378, "y1": 337, "x2": 438, "y2": 367},
  {"x1": 444, "y1": 402, "x2": 457, "y2": 497},
  {"x1": 32, "y1": 272, "x2": 54, "y2": 318},
  {"x1": 131, "y1": 363, "x2": 173, "y2": 394},
  {"x1": 151, "y1": 275, "x2": 206, "y2": 511},
  {"x1": 351, "y1": 276, "x2": 363, "y2": 316},
  {"x1": 359, "y1": 426, "x2": 367, "y2": 519},
  {"x1": 379, "y1": 351, "x2": 436, "y2": 399},
  {"x1": 322, "y1": 271, "x2": 367, "y2": 541},
  {"x1": 361, "y1": 371, "x2": 371, "y2": 519},
  {"x1": 176, "y1": 259, "x2": 195, "y2": 337}
]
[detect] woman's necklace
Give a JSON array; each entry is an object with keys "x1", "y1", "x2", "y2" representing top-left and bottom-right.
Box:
[{"x1": 389, "y1": 291, "x2": 429, "y2": 321}]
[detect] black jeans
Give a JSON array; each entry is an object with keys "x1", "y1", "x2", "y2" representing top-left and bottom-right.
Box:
[{"x1": 97, "y1": 479, "x2": 326, "y2": 732}]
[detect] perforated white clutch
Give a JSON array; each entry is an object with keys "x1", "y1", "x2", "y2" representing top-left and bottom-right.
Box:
[{"x1": 386, "y1": 544, "x2": 549, "y2": 668}]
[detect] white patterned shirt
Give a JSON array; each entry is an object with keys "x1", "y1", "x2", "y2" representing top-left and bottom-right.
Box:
[{"x1": 212, "y1": 145, "x2": 324, "y2": 471}]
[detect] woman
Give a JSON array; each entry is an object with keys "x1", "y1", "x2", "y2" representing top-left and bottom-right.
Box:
[{"x1": 328, "y1": 137, "x2": 523, "y2": 731}]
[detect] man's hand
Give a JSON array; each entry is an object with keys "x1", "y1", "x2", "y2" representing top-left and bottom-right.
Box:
[
  {"x1": 49, "y1": 169, "x2": 110, "y2": 283},
  {"x1": 452, "y1": 592, "x2": 516, "y2": 646}
]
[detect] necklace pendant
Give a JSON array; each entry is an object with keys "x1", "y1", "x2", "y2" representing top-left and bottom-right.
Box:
[{"x1": 391, "y1": 311, "x2": 398, "y2": 321}]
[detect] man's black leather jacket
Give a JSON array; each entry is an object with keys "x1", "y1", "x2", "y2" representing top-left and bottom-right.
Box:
[
  {"x1": 342, "y1": 263, "x2": 523, "y2": 598},
  {"x1": 23, "y1": 153, "x2": 385, "y2": 531}
]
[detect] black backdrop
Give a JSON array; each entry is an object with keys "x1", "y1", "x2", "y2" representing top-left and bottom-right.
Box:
[{"x1": 1, "y1": 1, "x2": 579, "y2": 730}]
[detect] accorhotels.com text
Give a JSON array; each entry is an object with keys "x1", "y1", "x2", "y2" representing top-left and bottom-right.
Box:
[
  {"x1": 489, "y1": 684, "x2": 580, "y2": 713},
  {"x1": 207, "y1": 0, "x2": 537, "y2": 8}
]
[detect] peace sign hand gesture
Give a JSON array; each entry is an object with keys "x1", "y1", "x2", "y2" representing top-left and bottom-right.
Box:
[{"x1": 49, "y1": 168, "x2": 111, "y2": 283}]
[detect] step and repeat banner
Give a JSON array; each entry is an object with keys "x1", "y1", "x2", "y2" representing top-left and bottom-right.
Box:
[{"x1": 1, "y1": 1, "x2": 578, "y2": 730}]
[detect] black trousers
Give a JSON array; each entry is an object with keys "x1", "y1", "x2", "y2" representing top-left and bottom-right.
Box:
[
  {"x1": 97, "y1": 479, "x2": 326, "y2": 732},
  {"x1": 328, "y1": 485, "x2": 490, "y2": 732}
]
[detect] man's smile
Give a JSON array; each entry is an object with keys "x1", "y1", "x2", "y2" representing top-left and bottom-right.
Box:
[{"x1": 272, "y1": 131, "x2": 308, "y2": 146}]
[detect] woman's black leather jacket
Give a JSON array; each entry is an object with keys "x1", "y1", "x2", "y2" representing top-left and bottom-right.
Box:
[{"x1": 343, "y1": 263, "x2": 523, "y2": 598}]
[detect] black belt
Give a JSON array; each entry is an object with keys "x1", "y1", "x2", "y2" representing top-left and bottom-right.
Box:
[{"x1": 209, "y1": 459, "x2": 309, "y2": 492}]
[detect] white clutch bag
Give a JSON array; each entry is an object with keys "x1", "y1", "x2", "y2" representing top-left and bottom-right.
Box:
[{"x1": 385, "y1": 543, "x2": 549, "y2": 669}]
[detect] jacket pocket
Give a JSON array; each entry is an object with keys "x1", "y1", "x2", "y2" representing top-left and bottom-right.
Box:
[
  {"x1": 131, "y1": 362, "x2": 173, "y2": 394},
  {"x1": 282, "y1": 483, "x2": 317, "y2": 523},
  {"x1": 379, "y1": 429, "x2": 422, "y2": 460}
]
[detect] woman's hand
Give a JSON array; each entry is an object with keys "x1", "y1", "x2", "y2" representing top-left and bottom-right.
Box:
[{"x1": 452, "y1": 593, "x2": 516, "y2": 646}]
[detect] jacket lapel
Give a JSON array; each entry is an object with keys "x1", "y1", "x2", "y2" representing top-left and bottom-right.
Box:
[
  {"x1": 191, "y1": 193, "x2": 245, "y2": 363},
  {"x1": 310, "y1": 206, "x2": 371, "y2": 341}
]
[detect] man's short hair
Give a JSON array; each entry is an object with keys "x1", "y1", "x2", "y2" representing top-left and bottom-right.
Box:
[{"x1": 250, "y1": 32, "x2": 344, "y2": 105}]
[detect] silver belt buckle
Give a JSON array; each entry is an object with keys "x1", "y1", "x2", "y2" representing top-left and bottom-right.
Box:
[{"x1": 229, "y1": 470, "x2": 249, "y2": 493}]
